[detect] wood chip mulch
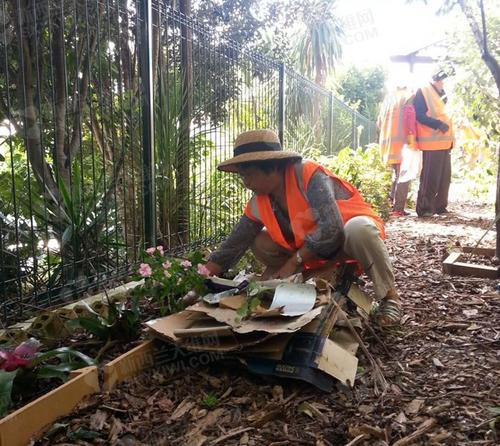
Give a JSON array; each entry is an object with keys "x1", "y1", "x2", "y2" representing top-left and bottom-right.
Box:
[{"x1": 37, "y1": 202, "x2": 500, "y2": 446}]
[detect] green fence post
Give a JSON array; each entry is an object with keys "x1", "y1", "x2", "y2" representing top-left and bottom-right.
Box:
[
  {"x1": 278, "y1": 63, "x2": 285, "y2": 145},
  {"x1": 139, "y1": 0, "x2": 156, "y2": 248}
]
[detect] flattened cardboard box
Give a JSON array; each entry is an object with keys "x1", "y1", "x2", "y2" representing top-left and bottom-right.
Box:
[{"x1": 146, "y1": 310, "x2": 275, "y2": 352}]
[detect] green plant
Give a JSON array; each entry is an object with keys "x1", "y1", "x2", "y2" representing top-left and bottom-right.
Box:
[
  {"x1": 319, "y1": 145, "x2": 392, "y2": 220},
  {"x1": 201, "y1": 393, "x2": 219, "y2": 409},
  {"x1": 0, "y1": 339, "x2": 95, "y2": 416},
  {"x1": 235, "y1": 281, "x2": 276, "y2": 321},
  {"x1": 132, "y1": 249, "x2": 209, "y2": 316},
  {"x1": 70, "y1": 297, "x2": 141, "y2": 347}
]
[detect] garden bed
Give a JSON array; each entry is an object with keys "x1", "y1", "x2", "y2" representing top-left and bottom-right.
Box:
[
  {"x1": 443, "y1": 247, "x2": 499, "y2": 279},
  {"x1": 0, "y1": 366, "x2": 99, "y2": 446}
]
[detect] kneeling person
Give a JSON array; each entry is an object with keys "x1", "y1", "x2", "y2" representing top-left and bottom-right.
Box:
[{"x1": 205, "y1": 129, "x2": 401, "y2": 327}]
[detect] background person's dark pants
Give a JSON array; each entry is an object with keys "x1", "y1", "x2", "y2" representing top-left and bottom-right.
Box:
[
  {"x1": 390, "y1": 164, "x2": 410, "y2": 213},
  {"x1": 416, "y1": 149, "x2": 451, "y2": 216}
]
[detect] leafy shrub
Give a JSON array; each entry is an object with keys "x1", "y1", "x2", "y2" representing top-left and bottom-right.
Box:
[
  {"x1": 317, "y1": 144, "x2": 392, "y2": 220},
  {"x1": 131, "y1": 248, "x2": 209, "y2": 316}
]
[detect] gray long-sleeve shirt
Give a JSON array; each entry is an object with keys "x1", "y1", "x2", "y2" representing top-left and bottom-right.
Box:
[{"x1": 208, "y1": 169, "x2": 351, "y2": 271}]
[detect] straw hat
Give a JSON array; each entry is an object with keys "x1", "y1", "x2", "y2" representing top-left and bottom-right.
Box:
[{"x1": 217, "y1": 129, "x2": 302, "y2": 173}]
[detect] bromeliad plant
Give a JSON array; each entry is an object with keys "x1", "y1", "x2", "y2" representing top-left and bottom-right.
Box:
[
  {"x1": 132, "y1": 248, "x2": 210, "y2": 316},
  {"x1": 0, "y1": 339, "x2": 95, "y2": 416}
]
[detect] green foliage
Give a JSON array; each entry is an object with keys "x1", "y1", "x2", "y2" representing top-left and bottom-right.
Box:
[
  {"x1": 319, "y1": 145, "x2": 392, "y2": 220},
  {"x1": 451, "y1": 147, "x2": 496, "y2": 203},
  {"x1": 444, "y1": 12, "x2": 499, "y2": 139},
  {"x1": 335, "y1": 66, "x2": 387, "y2": 121},
  {"x1": 70, "y1": 297, "x2": 141, "y2": 343},
  {"x1": 131, "y1": 249, "x2": 208, "y2": 316},
  {"x1": 0, "y1": 371, "x2": 16, "y2": 416},
  {"x1": 293, "y1": 0, "x2": 343, "y2": 85},
  {"x1": 201, "y1": 393, "x2": 219, "y2": 409}
]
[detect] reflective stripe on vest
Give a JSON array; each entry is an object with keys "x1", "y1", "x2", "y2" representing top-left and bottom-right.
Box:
[
  {"x1": 378, "y1": 93, "x2": 406, "y2": 165},
  {"x1": 243, "y1": 161, "x2": 385, "y2": 256},
  {"x1": 416, "y1": 84, "x2": 454, "y2": 150}
]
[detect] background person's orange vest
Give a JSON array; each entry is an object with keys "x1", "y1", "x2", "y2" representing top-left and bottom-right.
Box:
[
  {"x1": 377, "y1": 91, "x2": 407, "y2": 165},
  {"x1": 244, "y1": 160, "x2": 385, "y2": 267},
  {"x1": 416, "y1": 84, "x2": 454, "y2": 150}
]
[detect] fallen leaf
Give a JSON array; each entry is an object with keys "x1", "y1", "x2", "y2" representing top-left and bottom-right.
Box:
[
  {"x1": 396, "y1": 411, "x2": 408, "y2": 424},
  {"x1": 297, "y1": 402, "x2": 314, "y2": 418},
  {"x1": 89, "y1": 409, "x2": 108, "y2": 431},
  {"x1": 170, "y1": 398, "x2": 196, "y2": 420},
  {"x1": 432, "y1": 357, "x2": 445, "y2": 368},
  {"x1": 405, "y1": 399, "x2": 425, "y2": 415},
  {"x1": 357, "y1": 404, "x2": 374, "y2": 415},
  {"x1": 108, "y1": 417, "x2": 124, "y2": 443},
  {"x1": 463, "y1": 309, "x2": 478, "y2": 317},
  {"x1": 157, "y1": 397, "x2": 174, "y2": 411}
]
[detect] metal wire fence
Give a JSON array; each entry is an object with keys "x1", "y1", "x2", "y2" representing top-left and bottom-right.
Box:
[{"x1": 0, "y1": 1, "x2": 377, "y2": 324}]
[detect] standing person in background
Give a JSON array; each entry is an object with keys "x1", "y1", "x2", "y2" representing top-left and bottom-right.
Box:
[
  {"x1": 377, "y1": 86, "x2": 413, "y2": 217},
  {"x1": 415, "y1": 70, "x2": 454, "y2": 217}
]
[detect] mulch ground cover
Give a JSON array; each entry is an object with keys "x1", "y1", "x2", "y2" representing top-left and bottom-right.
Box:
[{"x1": 36, "y1": 202, "x2": 500, "y2": 446}]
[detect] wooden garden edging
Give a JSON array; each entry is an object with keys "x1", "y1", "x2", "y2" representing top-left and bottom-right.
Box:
[
  {"x1": 443, "y1": 247, "x2": 499, "y2": 279},
  {"x1": 0, "y1": 340, "x2": 156, "y2": 445},
  {"x1": 103, "y1": 340, "x2": 155, "y2": 391},
  {"x1": 0, "y1": 366, "x2": 99, "y2": 446}
]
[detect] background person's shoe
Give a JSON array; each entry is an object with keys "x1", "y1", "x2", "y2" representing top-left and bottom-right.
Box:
[
  {"x1": 418, "y1": 212, "x2": 433, "y2": 218},
  {"x1": 391, "y1": 210, "x2": 410, "y2": 217},
  {"x1": 436, "y1": 208, "x2": 450, "y2": 214}
]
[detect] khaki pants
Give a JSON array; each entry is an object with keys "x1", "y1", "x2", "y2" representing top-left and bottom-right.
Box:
[{"x1": 251, "y1": 216, "x2": 395, "y2": 300}]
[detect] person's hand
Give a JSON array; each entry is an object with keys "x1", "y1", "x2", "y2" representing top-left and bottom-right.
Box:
[
  {"x1": 271, "y1": 257, "x2": 300, "y2": 279},
  {"x1": 437, "y1": 122, "x2": 449, "y2": 133},
  {"x1": 204, "y1": 261, "x2": 222, "y2": 276}
]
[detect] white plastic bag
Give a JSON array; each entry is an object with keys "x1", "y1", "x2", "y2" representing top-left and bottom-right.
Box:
[{"x1": 398, "y1": 144, "x2": 422, "y2": 183}]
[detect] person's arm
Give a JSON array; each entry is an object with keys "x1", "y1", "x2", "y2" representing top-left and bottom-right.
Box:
[
  {"x1": 414, "y1": 89, "x2": 447, "y2": 131},
  {"x1": 304, "y1": 171, "x2": 346, "y2": 257},
  {"x1": 271, "y1": 170, "x2": 346, "y2": 279},
  {"x1": 403, "y1": 104, "x2": 417, "y2": 147},
  {"x1": 205, "y1": 215, "x2": 263, "y2": 275}
]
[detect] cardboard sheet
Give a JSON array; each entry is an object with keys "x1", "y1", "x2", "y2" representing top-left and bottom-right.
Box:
[
  {"x1": 188, "y1": 302, "x2": 324, "y2": 334},
  {"x1": 146, "y1": 310, "x2": 274, "y2": 352}
]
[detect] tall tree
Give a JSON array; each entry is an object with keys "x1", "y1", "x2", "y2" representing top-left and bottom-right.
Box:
[{"x1": 294, "y1": 0, "x2": 343, "y2": 87}]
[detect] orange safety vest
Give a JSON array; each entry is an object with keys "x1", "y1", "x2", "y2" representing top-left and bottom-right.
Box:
[
  {"x1": 416, "y1": 84, "x2": 454, "y2": 150},
  {"x1": 244, "y1": 160, "x2": 385, "y2": 268},
  {"x1": 378, "y1": 92, "x2": 407, "y2": 165}
]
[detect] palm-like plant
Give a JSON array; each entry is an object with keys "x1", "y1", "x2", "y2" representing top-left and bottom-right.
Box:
[{"x1": 294, "y1": 0, "x2": 343, "y2": 87}]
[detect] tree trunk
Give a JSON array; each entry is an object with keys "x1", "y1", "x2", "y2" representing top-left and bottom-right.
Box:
[
  {"x1": 458, "y1": 0, "x2": 500, "y2": 255},
  {"x1": 496, "y1": 148, "x2": 500, "y2": 257},
  {"x1": 177, "y1": 0, "x2": 193, "y2": 245},
  {"x1": 11, "y1": 0, "x2": 59, "y2": 201}
]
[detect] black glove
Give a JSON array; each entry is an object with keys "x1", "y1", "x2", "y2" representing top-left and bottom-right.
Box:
[{"x1": 437, "y1": 122, "x2": 450, "y2": 133}]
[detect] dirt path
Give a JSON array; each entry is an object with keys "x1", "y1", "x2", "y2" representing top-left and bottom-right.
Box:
[{"x1": 39, "y1": 202, "x2": 500, "y2": 446}]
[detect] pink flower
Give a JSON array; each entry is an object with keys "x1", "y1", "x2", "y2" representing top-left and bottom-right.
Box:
[
  {"x1": 138, "y1": 263, "x2": 152, "y2": 277},
  {"x1": 162, "y1": 260, "x2": 172, "y2": 270},
  {"x1": 145, "y1": 247, "x2": 156, "y2": 255},
  {"x1": 0, "y1": 350, "x2": 28, "y2": 371},
  {"x1": 180, "y1": 260, "x2": 192, "y2": 269},
  {"x1": 0, "y1": 339, "x2": 41, "y2": 371},
  {"x1": 197, "y1": 263, "x2": 210, "y2": 277},
  {"x1": 164, "y1": 270, "x2": 171, "y2": 278},
  {"x1": 156, "y1": 246, "x2": 164, "y2": 256}
]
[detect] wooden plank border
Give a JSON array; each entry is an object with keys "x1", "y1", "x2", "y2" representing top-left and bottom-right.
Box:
[
  {"x1": 443, "y1": 249, "x2": 498, "y2": 279},
  {"x1": 102, "y1": 340, "x2": 155, "y2": 391},
  {"x1": 0, "y1": 366, "x2": 99, "y2": 446}
]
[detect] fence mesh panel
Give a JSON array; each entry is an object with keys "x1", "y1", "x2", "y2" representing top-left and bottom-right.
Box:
[{"x1": 0, "y1": 1, "x2": 377, "y2": 324}]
